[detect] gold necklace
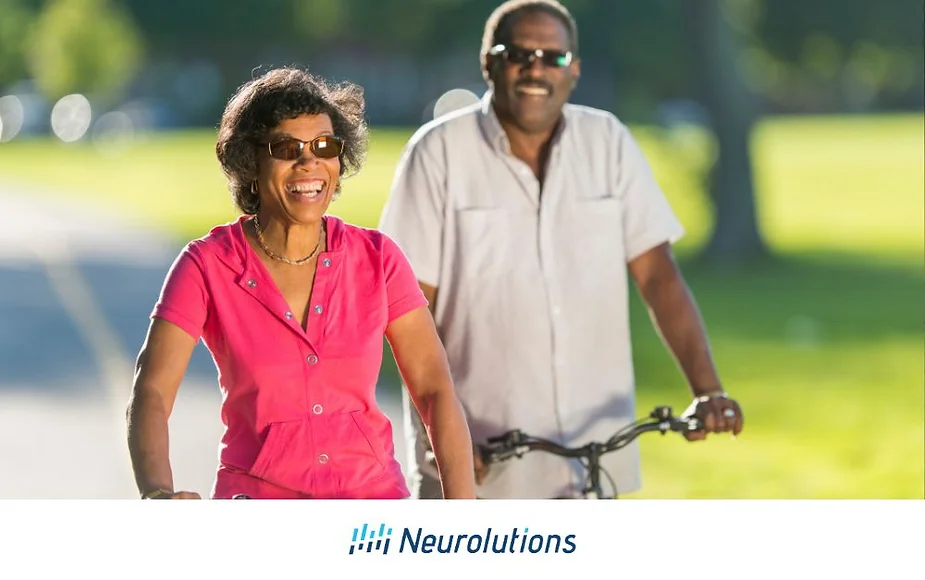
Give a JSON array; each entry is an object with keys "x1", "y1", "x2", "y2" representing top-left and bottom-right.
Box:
[{"x1": 253, "y1": 215, "x2": 324, "y2": 266}]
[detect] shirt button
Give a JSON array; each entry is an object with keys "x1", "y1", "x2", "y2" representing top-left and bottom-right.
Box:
[
  {"x1": 312, "y1": 404, "x2": 323, "y2": 415},
  {"x1": 318, "y1": 453, "x2": 329, "y2": 464},
  {"x1": 313, "y1": 305, "x2": 323, "y2": 314},
  {"x1": 285, "y1": 311, "x2": 294, "y2": 319},
  {"x1": 322, "y1": 258, "x2": 331, "y2": 267},
  {"x1": 306, "y1": 354, "x2": 319, "y2": 365},
  {"x1": 246, "y1": 279, "x2": 257, "y2": 288},
  {"x1": 552, "y1": 306, "x2": 562, "y2": 316}
]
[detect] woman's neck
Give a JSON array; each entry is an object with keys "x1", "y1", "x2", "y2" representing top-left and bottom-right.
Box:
[{"x1": 253, "y1": 213, "x2": 326, "y2": 262}]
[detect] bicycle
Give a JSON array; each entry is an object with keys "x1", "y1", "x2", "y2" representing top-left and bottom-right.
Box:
[{"x1": 478, "y1": 405, "x2": 703, "y2": 499}]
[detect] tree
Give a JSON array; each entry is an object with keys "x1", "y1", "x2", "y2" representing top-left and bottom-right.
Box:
[
  {"x1": 28, "y1": 0, "x2": 144, "y2": 103},
  {"x1": 755, "y1": 0, "x2": 924, "y2": 111},
  {"x1": 685, "y1": 0, "x2": 768, "y2": 265},
  {"x1": 0, "y1": 0, "x2": 39, "y2": 87}
]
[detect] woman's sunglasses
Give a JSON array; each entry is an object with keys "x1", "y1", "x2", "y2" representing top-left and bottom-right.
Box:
[
  {"x1": 488, "y1": 43, "x2": 573, "y2": 68},
  {"x1": 265, "y1": 135, "x2": 344, "y2": 161}
]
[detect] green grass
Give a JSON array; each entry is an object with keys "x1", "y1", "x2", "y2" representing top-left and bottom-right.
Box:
[
  {"x1": 1, "y1": 113, "x2": 922, "y2": 499},
  {"x1": 0, "y1": 128, "x2": 413, "y2": 243},
  {"x1": 629, "y1": 256, "x2": 923, "y2": 499}
]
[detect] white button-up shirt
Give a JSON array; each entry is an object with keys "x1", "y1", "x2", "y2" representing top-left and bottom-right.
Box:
[{"x1": 378, "y1": 92, "x2": 684, "y2": 498}]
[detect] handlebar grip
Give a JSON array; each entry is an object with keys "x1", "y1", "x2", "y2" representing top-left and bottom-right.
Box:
[
  {"x1": 486, "y1": 430, "x2": 523, "y2": 445},
  {"x1": 678, "y1": 417, "x2": 704, "y2": 432},
  {"x1": 480, "y1": 445, "x2": 521, "y2": 464}
]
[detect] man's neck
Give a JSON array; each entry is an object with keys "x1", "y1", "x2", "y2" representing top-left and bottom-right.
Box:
[
  {"x1": 504, "y1": 124, "x2": 553, "y2": 157},
  {"x1": 497, "y1": 115, "x2": 561, "y2": 182}
]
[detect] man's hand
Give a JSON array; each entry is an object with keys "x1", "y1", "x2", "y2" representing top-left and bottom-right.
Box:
[{"x1": 681, "y1": 393, "x2": 744, "y2": 441}]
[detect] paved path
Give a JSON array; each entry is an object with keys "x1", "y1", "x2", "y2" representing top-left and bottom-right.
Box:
[{"x1": 0, "y1": 181, "x2": 408, "y2": 498}]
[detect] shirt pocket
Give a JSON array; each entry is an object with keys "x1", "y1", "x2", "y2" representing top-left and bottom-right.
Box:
[
  {"x1": 248, "y1": 411, "x2": 388, "y2": 497},
  {"x1": 454, "y1": 207, "x2": 528, "y2": 281},
  {"x1": 247, "y1": 418, "x2": 310, "y2": 492},
  {"x1": 333, "y1": 410, "x2": 390, "y2": 494}
]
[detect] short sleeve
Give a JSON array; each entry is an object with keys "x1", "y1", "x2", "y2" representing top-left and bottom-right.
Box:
[
  {"x1": 377, "y1": 128, "x2": 446, "y2": 287},
  {"x1": 381, "y1": 234, "x2": 429, "y2": 323},
  {"x1": 150, "y1": 245, "x2": 209, "y2": 340},
  {"x1": 613, "y1": 120, "x2": 686, "y2": 261}
]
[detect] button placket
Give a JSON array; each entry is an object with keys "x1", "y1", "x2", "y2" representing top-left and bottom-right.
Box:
[
  {"x1": 241, "y1": 270, "x2": 297, "y2": 331},
  {"x1": 305, "y1": 248, "x2": 337, "y2": 346}
]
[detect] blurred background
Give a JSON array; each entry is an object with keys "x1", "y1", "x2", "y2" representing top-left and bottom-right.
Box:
[{"x1": 0, "y1": 0, "x2": 922, "y2": 499}]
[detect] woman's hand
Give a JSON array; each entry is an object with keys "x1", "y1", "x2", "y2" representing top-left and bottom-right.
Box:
[
  {"x1": 167, "y1": 491, "x2": 202, "y2": 499},
  {"x1": 473, "y1": 442, "x2": 489, "y2": 485},
  {"x1": 144, "y1": 489, "x2": 202, "y2": 499}
]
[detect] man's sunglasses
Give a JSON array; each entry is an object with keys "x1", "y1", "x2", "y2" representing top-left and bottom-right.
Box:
[
  {"x1": 488, "y1": 43, "x2": 573, "y2": 68},
  {"x1": 264, "y1": 135, "x2": 344, "y2": 161}
]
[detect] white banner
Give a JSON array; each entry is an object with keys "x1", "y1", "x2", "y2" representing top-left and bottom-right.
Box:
[{"x1": 0, "y1": 500, "x2": 920, "y2": 579}]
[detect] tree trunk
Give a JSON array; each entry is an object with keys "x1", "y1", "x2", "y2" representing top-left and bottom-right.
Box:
[{"x1": 686, "y1": 0, "x2": 769, "y2": 265}]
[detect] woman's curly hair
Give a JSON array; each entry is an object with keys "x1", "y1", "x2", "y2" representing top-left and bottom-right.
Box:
[{"x1": 216, "y1": 67, "x2": 369, "y2": 214}]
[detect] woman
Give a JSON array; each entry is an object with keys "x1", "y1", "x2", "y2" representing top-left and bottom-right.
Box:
[{"x1": 126, "y1": 67, "x2": 476, "y2": 500}]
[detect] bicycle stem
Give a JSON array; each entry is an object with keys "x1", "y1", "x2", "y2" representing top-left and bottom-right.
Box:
[{"x1": 584, "y1": 443, "x2": 607, "y2": 499}]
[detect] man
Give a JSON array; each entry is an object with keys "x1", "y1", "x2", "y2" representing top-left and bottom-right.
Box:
[{"x1": 378, "y1": 0, "x2": 744, "y2": 499}]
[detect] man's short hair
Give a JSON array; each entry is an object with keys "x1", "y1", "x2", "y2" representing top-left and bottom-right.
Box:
[{"x1": 480, "y1": 0, "x2": 579, "y2": 73}]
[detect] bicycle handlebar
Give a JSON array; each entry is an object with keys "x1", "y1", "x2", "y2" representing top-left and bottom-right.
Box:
[{"x1": 479, "y1": 405, "x2": 701, "y2": 465}]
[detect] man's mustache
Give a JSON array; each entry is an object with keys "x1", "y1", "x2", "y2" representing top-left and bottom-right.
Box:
[{"x1": 514, "y1": 80, "x2": 553, "y2": 92}]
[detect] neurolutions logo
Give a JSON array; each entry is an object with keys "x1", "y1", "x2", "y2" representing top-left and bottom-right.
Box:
[
  {"x1": 349, "y1": 523, "x2": 393, "y2": 554},
  {"x1": 348, "y1": 523, "x2": 577, "y2": 555}
]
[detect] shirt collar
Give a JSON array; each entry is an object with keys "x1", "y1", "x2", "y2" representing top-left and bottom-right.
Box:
[{"x1": 207, "y1": 213, "x2": 346, "y2": 276}]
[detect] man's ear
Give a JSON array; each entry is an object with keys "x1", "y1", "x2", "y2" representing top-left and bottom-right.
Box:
[
  {"x1": 570, "y1": 58, "x2": 581, "y2": 89},
  {"x1": 483, "y1": 54, "x2": 499, "y2": 81}
]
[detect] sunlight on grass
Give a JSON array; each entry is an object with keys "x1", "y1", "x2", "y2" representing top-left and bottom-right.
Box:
[
  {"x1": 753, "y1": 114, "x2": 925, "y2": 260},
  {"x1": 631, "y1": 340, "x2": 924, "y2": 499}
]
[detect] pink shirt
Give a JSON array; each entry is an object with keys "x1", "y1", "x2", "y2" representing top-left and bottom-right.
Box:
[{"x1": 151, "y1": 215, "x2": 427, "y2": 499}]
